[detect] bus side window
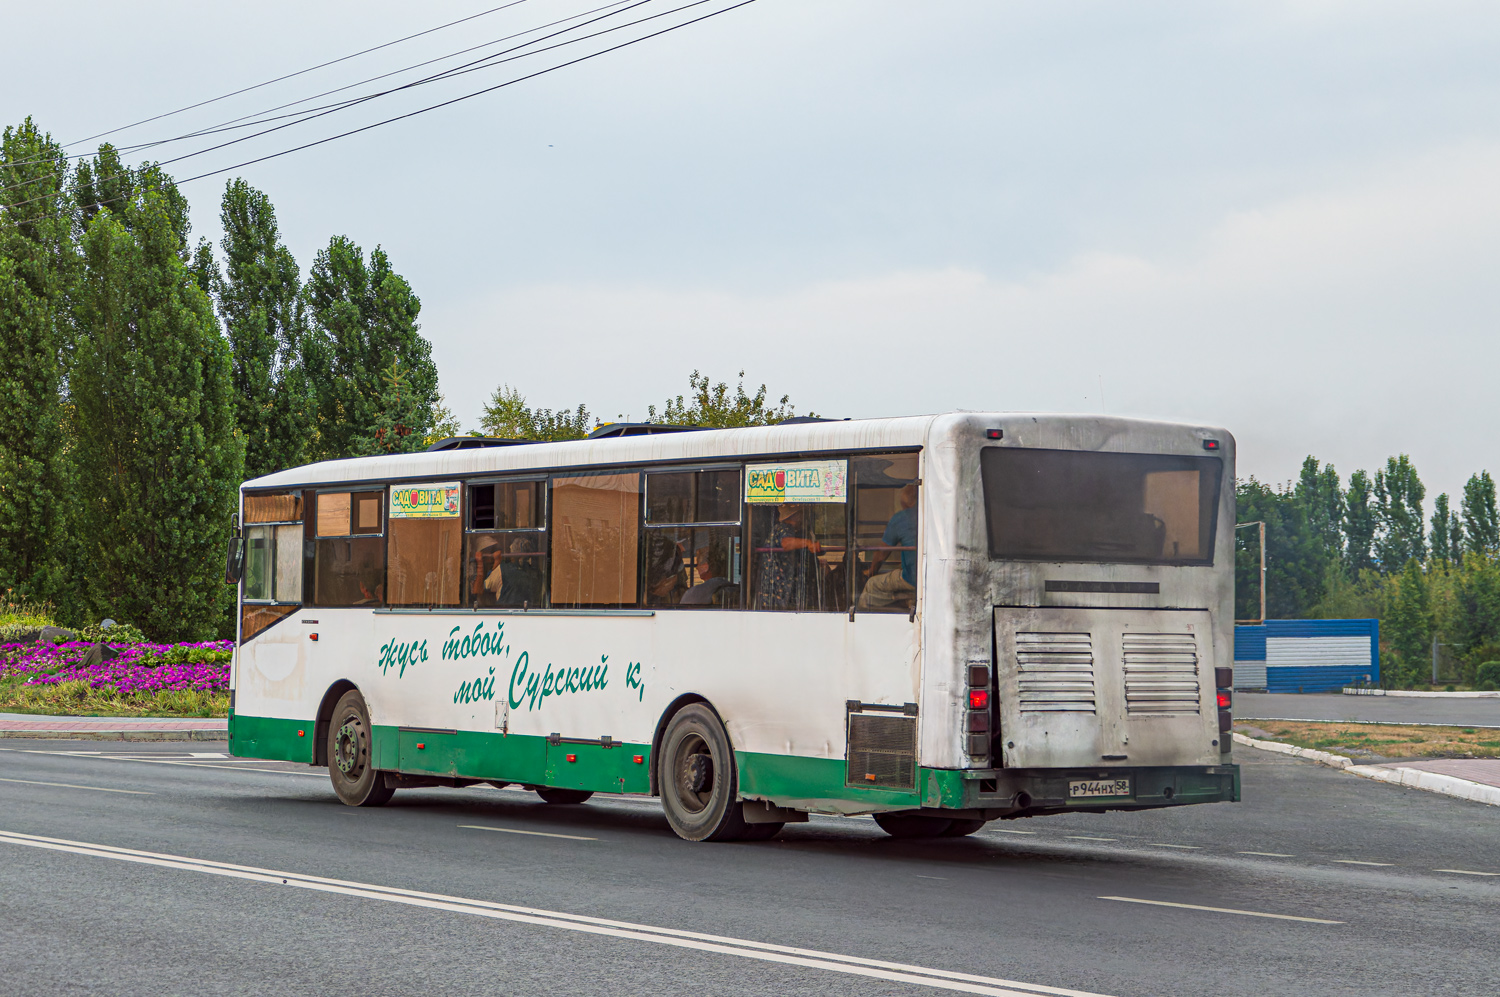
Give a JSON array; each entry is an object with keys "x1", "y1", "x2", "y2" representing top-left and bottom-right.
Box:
[
  {"x1": 745, "y1": 460, "x2": 850, "y2": 613},
  {"x1": 313, "y1": 489, "x2": 386, "y2": 607},
  {"x1": 550, "y1": 472, "x2": 641, "y2": 607},
  {"x1": 644, "y1": 469, "x2": 742, "y2": 609},
  {"x1": 852, "y1": 454, "x2": 920, "y2": 613},
  {"x1": 387, "y1": 483, "x2": 463, "y2": 607},
  {"x1": 466, "y1": 480, "x2": 547, "y2": 608}
]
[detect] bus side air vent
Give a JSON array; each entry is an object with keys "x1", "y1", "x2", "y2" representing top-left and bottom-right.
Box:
[
  {"x1": 845, "y1": 713, "x2": 917, "y2": 790},
  {"x1": 1015, "y1": 632, "x2": 1097, "y2": 713},
  {"x1": 1123, "y1": 633, "x2": 1201, "y2": 714}
]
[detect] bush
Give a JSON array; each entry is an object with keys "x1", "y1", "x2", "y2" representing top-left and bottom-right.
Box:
[
  {"x1": 75, "y1": 621, "x2": 147, "y2": 644},
  {"x1": 0, "y1": 623, "x2": 45, "y2": 643},
  {"x1": 1478, "y1": 662, "x2": 1500, "y2": 692}
]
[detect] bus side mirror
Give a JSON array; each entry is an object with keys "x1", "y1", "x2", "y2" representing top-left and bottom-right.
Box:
[{"x1": 225, "y1": 536, "x2": 245, "y2": 584}]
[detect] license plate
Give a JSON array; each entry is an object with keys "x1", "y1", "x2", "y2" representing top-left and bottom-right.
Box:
[{"x1": 1069, "y1": 778, "x2": 1131, "y2": 799}]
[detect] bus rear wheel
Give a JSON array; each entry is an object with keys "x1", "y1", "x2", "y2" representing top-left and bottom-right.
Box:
[
  {"x1": 873, "y1": 813, "x2": 952, "y2": 838},
  {"x1": 328, "y1": 689, "x2": 393, "y2": 807},
  {"x1": 658, "y1": 703, "x2": 756, "y2": 842},
  {"x1": 536, "y1": 788, "x2": 593, "y2": 804}
]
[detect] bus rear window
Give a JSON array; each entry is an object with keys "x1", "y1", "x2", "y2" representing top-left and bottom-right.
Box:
[{"x1": 980, "y1": 448, "x2": 1221, "y2": 565}]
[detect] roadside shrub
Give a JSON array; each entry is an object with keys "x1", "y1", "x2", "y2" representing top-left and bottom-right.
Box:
[
  {"x1": 0, "y1": 623, "x2": 45, "y2": 643},
  {"x1": 1478, "y1": 662, "x2": 1500, "y2": 692},
  {"x1": 76, "y1": 621, "x2": 147, "y2": 644}
]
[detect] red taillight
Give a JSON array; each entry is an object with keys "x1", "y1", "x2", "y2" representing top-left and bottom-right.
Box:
[
  {"x1": 969, "y1": 689, "x2": 989, "y2": 710},
  {"x1": 1217, "y1": 691, "x2": 1232, "y2": 710}
]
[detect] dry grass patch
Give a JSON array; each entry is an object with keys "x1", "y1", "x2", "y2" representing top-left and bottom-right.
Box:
[
  {"x1": 0, "y1": 681, "x2": 228, "y2": 718},
  {"x1": 1238, "y1": 720, "x2": 1500, "y2": 759}
]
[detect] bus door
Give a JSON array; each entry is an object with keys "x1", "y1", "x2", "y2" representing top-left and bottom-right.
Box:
[{"x1": 993, "y1": 607, "x2": 1218, "y2": 770}]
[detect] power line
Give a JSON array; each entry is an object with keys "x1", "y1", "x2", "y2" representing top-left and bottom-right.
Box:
[
  {"x1": 3, "y1": 0, "x2": 759, "y2": 227},
  {"x1": 64, "y1": 0, "x2": 538, "y2": 149}
]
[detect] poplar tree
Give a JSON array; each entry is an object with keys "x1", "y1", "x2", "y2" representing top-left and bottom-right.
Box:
[
  {"x1": 1384, "y1": 558, "x2": 1432, "y2": 687},
  {"x1": 0, "y1": 119, "x2": 72, "y2": 603},
  {"x1": 1429, "y1": 493, "x2": 1461, "y2": 568},
  {"x1": 1462, "y1": 471, "x2": 1499, "y2": 556},
  {"x1": 304, "y1": 236, "x2": 437, "y2": 458},
  {"x1": 215, "y1": 180, "x2": 314, "y2": 478},
  {"x1": 1343, "y1": 469, "x2": 1377, "y2": 574},
  {"x1": 70, "y1": 151, "x2": 243, "y2": 639},
  {"x1": 1374, "y1": 455, "x2": 1425, "y2": 570}
]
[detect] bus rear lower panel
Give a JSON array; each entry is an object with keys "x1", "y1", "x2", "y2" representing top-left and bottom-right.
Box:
[{"x1": 958, "y1": 764, "x2": 1240, "y2": 818}]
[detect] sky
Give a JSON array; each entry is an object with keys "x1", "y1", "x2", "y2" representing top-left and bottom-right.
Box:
[{"x1": 6, "y1": 0, "x2": 1500, "y2": 508}]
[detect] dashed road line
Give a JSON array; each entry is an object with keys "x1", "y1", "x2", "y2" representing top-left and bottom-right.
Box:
[
  {"x1": 1148, "y1": 843, "x2": 1199, "y2": 850},
  {"x1": 1238, "y1": 851, "x2": 1294, "y2": 858},
  {"x1": 1098, "y1": 896, "x2": 1343, "y2": 924},
  {"x1": 987, "y1": 828, "x2": 1037, "y2": 835},
  {"x1": 1434, "y1": 868, "x2": 1499, "y2": 877},
  {"x1": 0, "y1": 776, "x2": 152, "y2": 795},
  {"x1": 1333, "y1": 860, "x2": 1394, "y2": 867},
  {"x1": 460, "y1": 824, "x2": 598, "y2": 841},
  {"x1": 1065, "y1": 836, "x2": 1116, "y2": 842}
]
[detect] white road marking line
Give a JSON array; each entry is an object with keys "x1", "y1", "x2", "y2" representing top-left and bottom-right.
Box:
[
  {"x1": 189, "y1": 752, "x2": 228, "y2": 758},
  {"x1": 1434, "y1": 869, "x2": 1500, "y2": 877},
  {"x1": 1333, "y1": 860, "x2": 1394, "y2": 867},
  {"x1": 3, "y1": 750, "x2": 327, "y2": 778},
  {"x1": 0, "y1": 776, "x2": 152, "y2": 795},
  {"x1": 0, "y1": 829, "x2": 1115, "y2": 997},
  {"x1": 460, "y1": 824, "x2": 598, "y2": 841},
  {"x1": 915, "y1": 875, "x2": 948, "y2": 881},
  {"x1": 1065, "y1": 836, "x2": 1116, "y2": 841},
  {"x1": 1238, "y1": 851, "x2": 1294, "y2": 858},
  {"x1": 1148, "y1": 844, "x2": 1199, "y2": 850},
  {"x1": 1098, "y1": 897, "x2": 1343, "y2": 925},
  {"x1": 988, "y1": 828, "x2": 1037, "y2": 835}
]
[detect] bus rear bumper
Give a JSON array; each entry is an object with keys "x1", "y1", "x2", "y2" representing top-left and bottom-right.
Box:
[{"x1": 942, "y1": 764, "x2": 1240, "y2": 820}]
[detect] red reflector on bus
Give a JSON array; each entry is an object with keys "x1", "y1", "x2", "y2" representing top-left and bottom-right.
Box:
[
  {"x1": 297, "y1": 730, "x2": 304, "y2": 737},
  {"x1": 633, "y1": 755, "x2": 644, "y2": 764},
  {"x1": 309, "y1": 633, "x2": 318, "y2": 641},
  {"x1": 566, "y1": 753, "x2": 577, "y2": 763},
  {"x1": 969, "y1": 689, "x2": 989, "y2": 710},
  {"x1": 1203, "y1": 439, "x2": 1220, "y2": 450},
  {"x1": 1217, "y1": 691, "x2": 1232, "y2": 710},
  {"x1": 986, "y1": 429, "x2": 1003, "y2": 440},
  {"x1": 416, "y1": 743, "x2": 425, "y2": 750}
]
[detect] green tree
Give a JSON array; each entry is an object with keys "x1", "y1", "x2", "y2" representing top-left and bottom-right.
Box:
[
  {"x1": 354, "y1": 360, "x2": 428, "y2": 455},
  {"x1": 1383, "y1": 558, "x2": 1432, "y2": 688},
  {"x1": 0, "y1": 118, "x2": 73, "y2": 604},
  {"x1": 1234, "y1": 477, "x2": 1327, "y2": 620},
  {"x1": 1343, "y1": 469, "x2": 1377, "y2": 573},
  {"x1": 1295, "y1": 457, "x2": 1343, "y2": 562},
  {"x1": 214, "y1": 179, "x2": 314, "y2": 478},
  {"x1": 478, "y1": 384, "x2": 592, "y2": 441},
  {"x1": 1374, "y1": 455, "x2": 1425, "y2": 570},
  {"x1": 1429, "y1": 493, "x2": 1462, "y2": 568},
  {"x1": 1461, "y1": 471, "x2": 1499, "y2": 556},
  {"x1": 69, "y1": 152, "x2": 243, "y2": 640},
  {"x1": 648, "y1": 370, "x2": 811, "y2": 428},
  {"x1": 304, "y1": 236, "x2": 436, "y2": 458},
  {"x1": 424, "y1": 391, "x2": 463, "y2": 447}
]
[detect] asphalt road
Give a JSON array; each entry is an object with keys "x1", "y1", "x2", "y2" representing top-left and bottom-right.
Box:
[
  {"x1": 1237, "y1": 692, "x2": 1500, "y2": 726},
  {"x1": 1, "y1": 740, "x2": 1497, "y2": 997}
]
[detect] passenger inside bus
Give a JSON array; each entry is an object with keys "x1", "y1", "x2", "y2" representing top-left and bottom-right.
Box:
[
  {"x1": 472, "y1": 534, "x2": 545, "y2": 607},
  {"x1": 859, "y1": 482, "x2": 918, "y2": 610},
  {"x1": 753, "y1": 503, "x2": 842, "y2": 611},
  {"x1": 681, "y1": 535, "x2": 737, "y2": 607}
]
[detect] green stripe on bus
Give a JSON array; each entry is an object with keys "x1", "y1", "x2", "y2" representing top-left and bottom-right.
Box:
[{"x1": 229, "y1": 714, "x2": 314, "y2": 764}]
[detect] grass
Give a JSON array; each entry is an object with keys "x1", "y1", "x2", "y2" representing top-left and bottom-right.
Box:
[
  {"x1": 0, "y1": 592, "x2": 56, "y2": 629},
  {"x1": 0, "y1": 679, "x2": 228, "y2": 718},
  {"x1": 1237, "y1": 719, "x2": 1500, "y2": 759}
]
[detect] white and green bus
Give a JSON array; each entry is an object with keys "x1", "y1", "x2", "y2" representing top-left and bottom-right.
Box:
[{"x1": 229, "y1": 413, "x2": 1240, "y2": 841}]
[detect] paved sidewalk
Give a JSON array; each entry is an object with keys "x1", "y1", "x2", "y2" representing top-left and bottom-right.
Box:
[
  {"x1": 1372, "y1": 757, "x2": 1500, "y2": 790},
  {"x1": 0, "y1": 711, "x2": 227, "y2": 741}
]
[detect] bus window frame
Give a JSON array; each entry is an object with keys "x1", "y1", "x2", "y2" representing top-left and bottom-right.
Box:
[
  {"x1": 641, "y1": 463, "x2": 746, "y2": 610},
  {"x1": 466, "y1": 475, "x2": 549, "y2": 609},
  {"x1": 240, "y1": 489, "x2": 305, "y2": 607},
  {"x1": 310, "y1": 485, "x2": 388, "y2": 608}
]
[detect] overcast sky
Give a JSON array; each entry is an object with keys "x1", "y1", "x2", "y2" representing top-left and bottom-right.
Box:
[{"x1": 8, "y1": 1, "x2": 1500, "y2": 507}]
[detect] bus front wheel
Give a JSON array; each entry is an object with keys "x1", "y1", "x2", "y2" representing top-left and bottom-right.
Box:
[
  {"x1": 873, "y1": 813, "x2": 952, "y2": 838},
  {"x1": 328, "y1": 689, "x2": 394, "y2": 807},
  {"x1": 658, "y1": 704, "x2": 761, "y2": 842}
]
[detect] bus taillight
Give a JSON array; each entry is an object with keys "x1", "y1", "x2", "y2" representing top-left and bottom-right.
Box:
[
  {"x1": 1215, "y1": 667, "x2": 1233, "y2": 753},
  {"x1": 967, "y1": 664, "x2": 991, "y2": 762},
  {"x1": 969, "y1": 689, "x2": 989, "y2": 710}
]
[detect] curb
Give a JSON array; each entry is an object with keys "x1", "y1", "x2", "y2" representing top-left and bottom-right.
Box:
[
  {"x1": 1342, "y1": 688, "x2": 1500, "y2": 698},
  {"x1": 1233, "y1": 732, "x2": 1500, "y2": 807},
  {"x1": 0, "y1": 729, "x2": 226, "y2": 741}
]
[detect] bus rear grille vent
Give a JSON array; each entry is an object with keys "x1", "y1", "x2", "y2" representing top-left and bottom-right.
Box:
[
  {"x1": 845, "y1": 713, "x2": 917, "y2": 790},
  {"x1": 1123, "y1": 633, "x2": 1201, "y2": 714},
  {"x1": 1014, "y1": 632, "x2": 1097, "y2": 713}
]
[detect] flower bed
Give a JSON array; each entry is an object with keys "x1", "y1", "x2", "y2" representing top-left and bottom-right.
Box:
[{"x1": 0, "y1": 640, "x2": 232, "y2": 716}]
